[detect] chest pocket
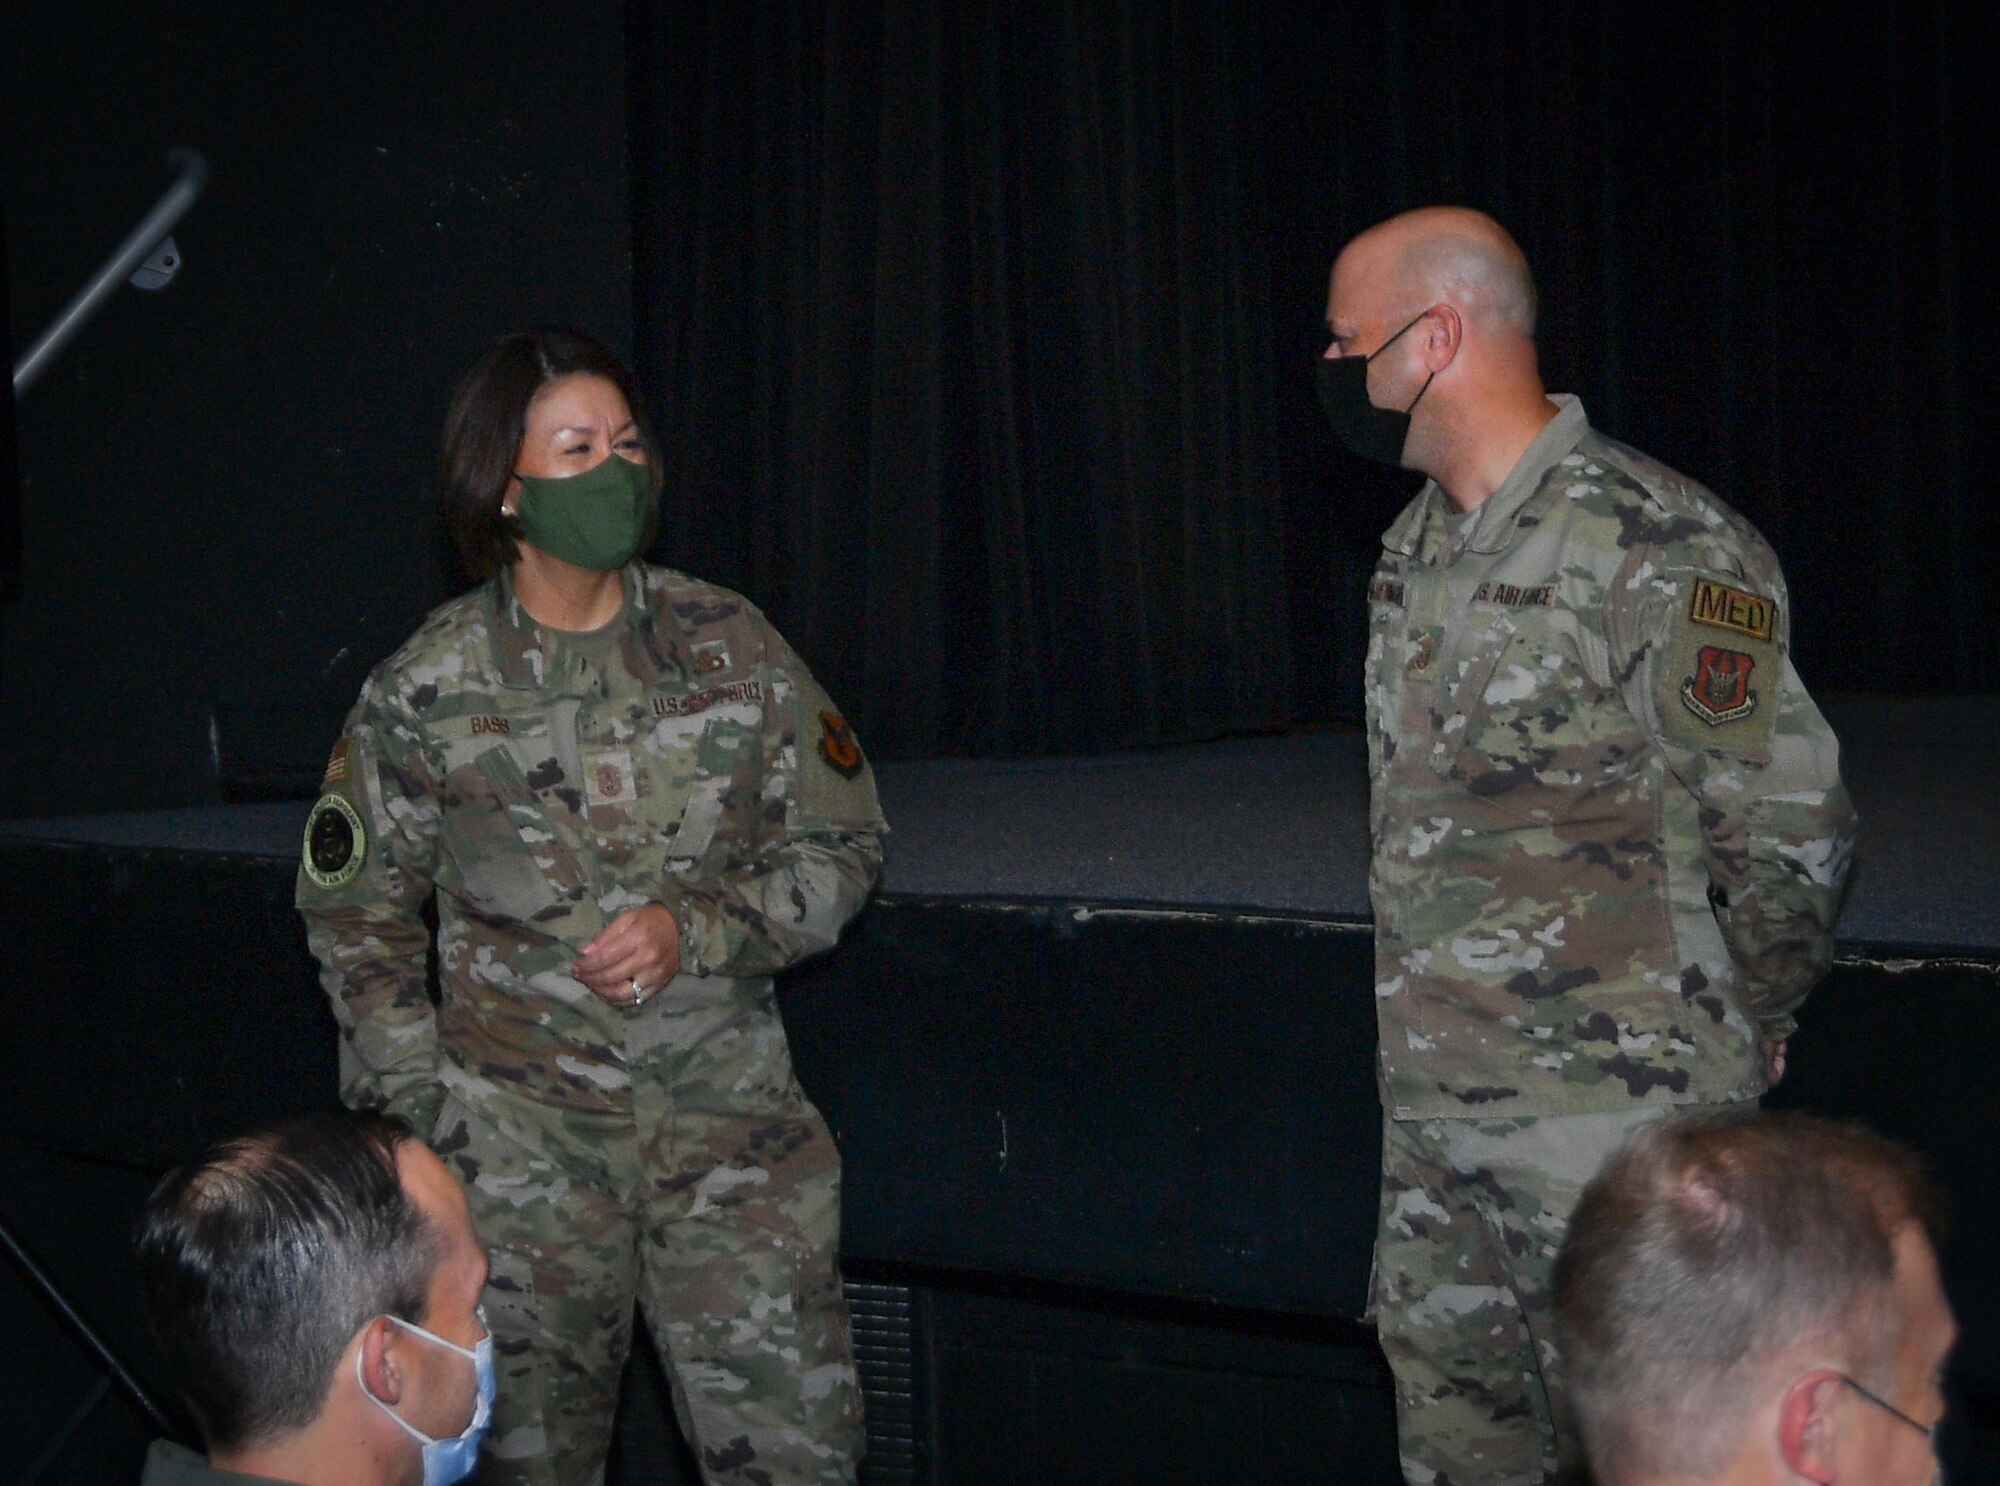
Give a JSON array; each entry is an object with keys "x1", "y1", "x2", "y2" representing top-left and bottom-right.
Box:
[
  {"x1": 434, "y1": 729, "x2": 584, "y2": 923},
  {"x1": 1431, "y1": 606, "x2": 1641, "y2": 825},
  {"x1": 639, "y1": 681, "x2": 767, "y2": 872}
]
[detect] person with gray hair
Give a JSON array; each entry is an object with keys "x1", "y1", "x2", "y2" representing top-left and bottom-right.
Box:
[
  {"x1": 133, "y1": 1110, "x2": 492, "y2": 1486},
  {"x1": 1553, "y1": 1110, "x2": 1955, "y2": 1486},
  {"x1": 1318, "y1": 205, "x2": 1854, "y2": 1484}
]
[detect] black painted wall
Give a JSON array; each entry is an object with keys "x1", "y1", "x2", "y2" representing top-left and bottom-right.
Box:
[
  {"x1": 0, "y1": 0, "x2": 632, "y2": 819},
  {"x1": 4, "y1": 825, "x2": 1998, "y2": 1481}
]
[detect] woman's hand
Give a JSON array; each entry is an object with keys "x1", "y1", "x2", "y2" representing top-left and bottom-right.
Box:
[{"x1": 574, "y1": 904, "x2": 682, "y2": 1007}]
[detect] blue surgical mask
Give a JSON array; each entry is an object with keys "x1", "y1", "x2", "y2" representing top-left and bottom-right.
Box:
[{"x1": 357, "y1": 1308, "x2": 496, "y2": 1486}]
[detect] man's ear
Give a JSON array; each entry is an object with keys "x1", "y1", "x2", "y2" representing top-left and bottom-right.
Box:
[
  {"x1": 1778, "y1": 1369, "x2": 1847, "y2": 1485},
  {"x1": 357, "y1": 1317, "x2": 406, "y2": 1407},
  {"x1": 1419, "y1": 303, "x2": 1463, "y2": 370}
]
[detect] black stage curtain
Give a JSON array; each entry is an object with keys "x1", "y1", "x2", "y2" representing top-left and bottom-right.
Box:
[
  {"x1": 631, "y1": 1, "x2": 1993, "y2": 758},
  {"x1": 631, "y1": 0, "x2": 1293, "y2": 757}
]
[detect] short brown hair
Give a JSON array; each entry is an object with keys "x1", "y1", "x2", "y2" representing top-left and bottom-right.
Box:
[
  {"x1": 438, "y1": 327, "x2": 663, "y2": 580},
  {"x1": 135, "y1": 1110, "x2": 442, "y2": 1451},
  {"x1": 1553, "y1": 1110, "x2": 1942, "y2": 1484}
]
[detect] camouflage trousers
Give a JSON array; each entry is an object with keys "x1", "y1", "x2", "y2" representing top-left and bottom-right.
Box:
[
  {"x1": 1373, "y1": 1105, "x2": 1727, "y2": 1486},
  {"x1": 431, "y1": 992, "x2": 863, "y2": 1486}
]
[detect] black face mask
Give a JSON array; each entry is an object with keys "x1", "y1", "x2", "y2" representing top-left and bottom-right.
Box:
[{"x1": 1314, "y1": 311, "x2": 1435, "y2": 466}]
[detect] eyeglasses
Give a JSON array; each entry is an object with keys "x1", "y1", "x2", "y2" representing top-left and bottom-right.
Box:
[{"x1": 1840, "y1": 1373, "x2": 1939, "y2": 1444}]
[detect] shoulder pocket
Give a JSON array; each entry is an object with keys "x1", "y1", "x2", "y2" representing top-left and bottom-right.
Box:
[
  {"x1": 1657, "y1": 573, "x2": 1781, "y2": 763},
  {"x1": 791, "y1": 672, "x2": 884, "y2": 831}
]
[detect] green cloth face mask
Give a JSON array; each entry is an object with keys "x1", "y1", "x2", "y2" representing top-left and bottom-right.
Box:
[{"x1": 511, "y1": 454, "x2": 653, "y2": 572}]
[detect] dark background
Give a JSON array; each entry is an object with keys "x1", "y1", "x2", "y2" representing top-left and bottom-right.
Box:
[
  {"x1": 2, "y1": 7, "x2": 1994, "y2": 1478},
  {"x1": 3, "y1": 0, "x2": 1991, "y2": 820},
  {"x1": 0, "y1": 0, "x2": 632, "y2": 816}
]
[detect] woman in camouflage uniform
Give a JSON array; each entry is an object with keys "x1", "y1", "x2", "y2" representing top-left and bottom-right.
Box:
[{"x1": 298, "y1": 329, "x2": 885, "y2": 1486}]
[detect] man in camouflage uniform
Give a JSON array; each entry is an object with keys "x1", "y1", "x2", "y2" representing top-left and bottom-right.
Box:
[
  {"x1": 298, "y1": 560, "x2": 884, "y2": 1486},
  {"x1": 1315, "y1": 207, "x2": 1854, "y2": 1485}
]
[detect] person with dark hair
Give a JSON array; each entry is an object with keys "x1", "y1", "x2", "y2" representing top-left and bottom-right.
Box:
[
  {"x1": 1318, "y1": 207, "x2": 1855, "y2": 1485},
  {"x1": 296, "y1": 327, "x2": 884, "y2": 1486},
  {"x1": 1553, "y1": 1110, "x2": 1955, "y2": 1486},
  {"x1": 134, "y1": 1110, "x2": 491, "y2": 1486}
]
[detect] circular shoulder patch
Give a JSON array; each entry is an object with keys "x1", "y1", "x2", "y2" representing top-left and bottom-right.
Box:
[{"x1": 303, "y1": 792, "x2": 368, "y2": 889}]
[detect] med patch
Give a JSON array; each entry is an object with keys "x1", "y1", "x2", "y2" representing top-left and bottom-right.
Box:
[{"x1": 1686, "y1": 577, "x2": 1774, "y2": 642}]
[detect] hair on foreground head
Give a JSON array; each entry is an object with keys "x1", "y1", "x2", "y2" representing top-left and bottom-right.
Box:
[
  {"x1": 439, "y1": 325, "x2": 664, "y2": 580},
  {"x1": 1553, "y1": 1109, "x2": 1942, "y2": 1484},
  {"x1": 134, "y1": 1109, "x2": 443, "y2": 1452}
]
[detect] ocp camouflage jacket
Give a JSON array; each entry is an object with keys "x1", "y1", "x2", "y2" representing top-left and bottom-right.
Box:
[
  {"x1": 296, "y1": 563, "x2": 886, "y2": 1133},
  {"x1": 1367, "y1": 397, "x2": 1853, "y2": 1120}
]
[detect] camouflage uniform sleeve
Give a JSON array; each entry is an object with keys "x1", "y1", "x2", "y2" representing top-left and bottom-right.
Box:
[
  {"x1": 294, "y1": 671, "x2": 446, "y2": 1131},
  {"x1": 1607, "y1": 550, "x2": 1856, "y2": 1041},
  {"x1": 668, "y1": 630, "x2": 886, "y2": 980}
]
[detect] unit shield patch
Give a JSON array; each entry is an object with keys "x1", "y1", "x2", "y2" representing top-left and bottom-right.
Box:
[
  {"x1": 818, "y1": 711, "x2": 863, "y2": 777},
  {"x1": 1680, "y1": 645, "x2": 1758, "y2": 726},
  {"x1": 303, "y1": 792, "x2": 367, "y2": 889}
]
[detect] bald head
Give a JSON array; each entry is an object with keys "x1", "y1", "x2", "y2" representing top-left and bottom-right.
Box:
[
  {"x1": 1322, "y1": 207, "x2": 1553, "y2": 504},
  {"x1": 1340, "y1": 207, "x2": 1537, "y2": 339}
]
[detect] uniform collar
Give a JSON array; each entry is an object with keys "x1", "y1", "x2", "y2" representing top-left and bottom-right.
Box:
[
  {"x1": 490, "y1": 564, "x2": 694, "y2": 690},
  {"x1": 140, "y1": 1441, "x2": 302, "y2": 1486},
  {"x1": 1381, "y1": 395, "x2": 1591, "y2": 560}
]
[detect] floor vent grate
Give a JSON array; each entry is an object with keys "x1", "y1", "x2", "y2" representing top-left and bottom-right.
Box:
[{"x1": 848, "y1": 1279, "x2": 924, "y2": 1484}]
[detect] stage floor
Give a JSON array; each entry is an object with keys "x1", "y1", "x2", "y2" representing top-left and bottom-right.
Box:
[{"x1": 2, "y1": 698, "x2": 1994, "y2": 949}]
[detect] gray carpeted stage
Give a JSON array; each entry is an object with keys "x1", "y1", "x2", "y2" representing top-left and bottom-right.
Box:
[{"x1": 5, "y1": 698, "x2": 1995, "y2": 948}]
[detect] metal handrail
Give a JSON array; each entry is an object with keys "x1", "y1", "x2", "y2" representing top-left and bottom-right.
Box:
[
  {"x1": 11, "y1": 148, "x2": 208, "y2": 396},
  {"x1": 0, "y1": 1208, "x2": 178, "y2": 1440}
]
